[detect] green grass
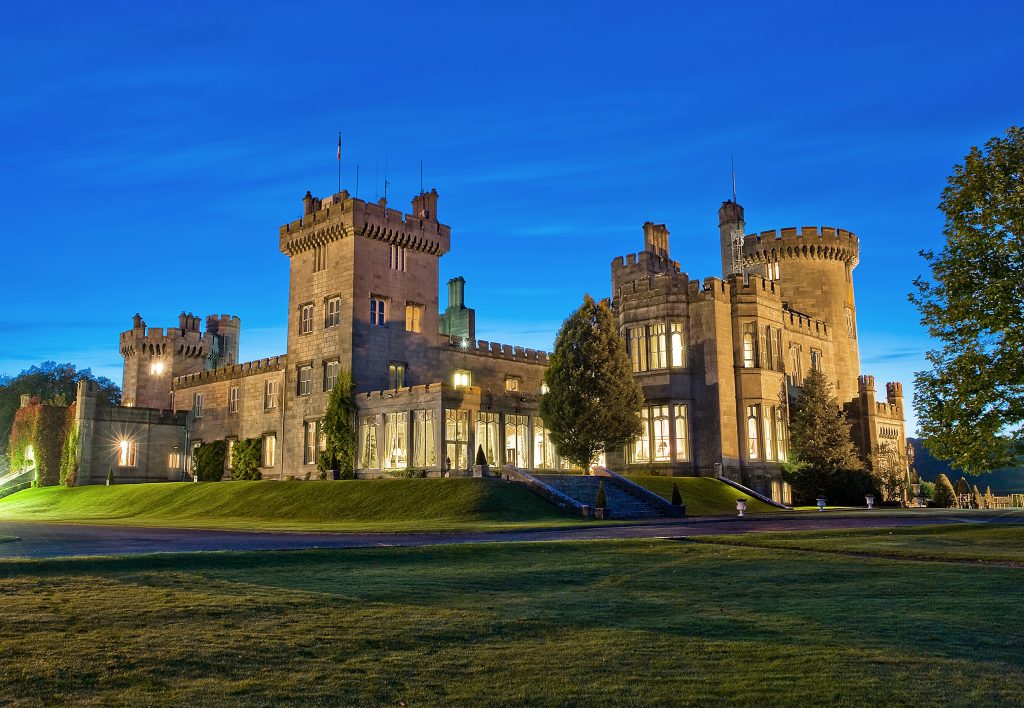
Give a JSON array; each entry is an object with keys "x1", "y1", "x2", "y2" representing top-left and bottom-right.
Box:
[
  {"x1": 1, "y1": 528, "x2": 1023, "y2": 704},
  {"x1": 691, "y1": 521, "x2": 1024, "y2": 563},
  {"x1": 0, "y1": 478, "x2": 580, "y2": 532},
  {"x1": 624, "y1": 475, "x2": 784, "y2": 515}
]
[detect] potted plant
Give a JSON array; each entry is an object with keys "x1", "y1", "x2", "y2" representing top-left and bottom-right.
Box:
[
  {"x1": 472, "y1": 445, "x2": 489, "y2": 477},
  {"x1": 594, "y1": 480, "x2": 608, "y2": 520}
]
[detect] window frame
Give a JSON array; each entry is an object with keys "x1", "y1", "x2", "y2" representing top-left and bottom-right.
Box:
[{"x1": 299, "y1": 303, "x2": 314, "y2": 335}]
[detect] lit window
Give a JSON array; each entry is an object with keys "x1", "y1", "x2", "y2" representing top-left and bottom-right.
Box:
[
  {"x1": 774, "y1": 406, "x2": 787, "y2": 461},
  {"x1": 300, "y1": 304, "x2": 314, "y2": 334},
  {"x1": 541, "y1": 383, "x2": 550, "y2": 394},
  {"x1": 263, "y1": 434, "x2": 276, "y2": 467},
  {"x1": 670, "y1": 323, "x2": 686, "y2": 368},
  {"x1": 118, "y1": 439, "x2": 137, "y2": 468},
  {"x1": 227, "y1": 439, "x2": 236, "y2": 470},
  {"x1": 193, "y1": 393, "x2": 204, "y2": 419},
  {"x1": 326, "y1": 297, "x2": 342, "y2": 328},
  {"x1": 389, "y1": 362, "x2": 406, "y2": 389},
  {"x1": 150, "y1": 361, "x2": 166, "y2": 375},
  {"x1": 505, "y1": 376, "x2": 522, "y2": 392},
  {"x1": 444, "y1": 410, "x2": 469, "y2": 470},
  {"x1": 746, "y1": 405, "x2": 760, "y2": 460},
  {"x1": 370, "y1": 297, "x2": 386, "y2": 326},
  {"x1": 505, "y1": 414, "x2": 529, "y2": 467},
  {"x1": 629, "y1": 326, "x2": 647, "y2": 372},
  {"x1": 649, "y1": 324, "x2": 667, "y2": 370},
  {"x1": 631, "y1": 408, "x2": 651, "y2": 463},
  {"x1": 228, "y1": 386, "x2": 239, "y2": 414},
  {"x1": 476, "y1": 412, "x2": 501, "y2": 465},
  {"x1": 533, "y1": 417, "x2": 557, "y2": 469},
  {"x1": 264, "y1": 380, "x2": 279, "y2": 410},
  {"x1": 304, "y1": 421, "x2": 319, "y2": 465},
  {"x1": 383, "y1": 412, "x2": 409, "y2": 469},
  {"x1": 763, "y1": 407, "x2": 776, "y2": 461},
  {"x1": 412, "y1": 410, "x2": 436, "y2": 468},
  {"x1": 453, "y1": 369, "x2": 471, "y2": 388},
  {"x1": 742, "y1": 323, "x2": 756, "y2": 369},
  {"x1": 359, "y1": 416, "x2": 379, "y2": 470},
  {"x1": 168, "y1": 449, "x2": 180, "y2": 470},
  {"x1": 789, "y1": 345, "x2": 803, "y2": 385},
  {"x1": 673, "y1": 404, "x2": 689, "y2": 461},
  {"x1": 405, "y1": 303, "x2": 423, "y2": 333},
  {"x1": 298, "y1": 366, "x2": 313, "y2": 396},
  {"x1": 651, "y1": 405, "x2": 670, "y2": 461},
  {"x1": 324, "y1": 360, "x2": 340, "y2": 392}
]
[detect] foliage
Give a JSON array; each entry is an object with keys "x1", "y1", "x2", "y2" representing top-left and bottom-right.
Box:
[
  {"x1": 624, "y1": 476, "x2": 782, "y2": 516},
  {"x1": 106, "y1": 467, "x2": 114, "y2": 485},
  {"x1": 318, "y1": 370, "x2": 357, "y2": 477},
  {"x1": 231, "y1": 438, "x2": 263, "y2": 481},
  {"x1": 910, "y1": 126, "x2": 1024, "y2": 474},
  {"x1": 193, "y1": 441, "x2": 228, "y2": 482},
  {"x1": 671, "y1": 482, "x2": 682, "y2": 506},
  {"x1": 540, "y1": 294, "x2": 644, "y2": 469},
  {"x1": 785, "y1": 369, "x2": 869, "y2": 503},
  {"x1": 475, "y1": 445, "x2": 487, "y2": 467},
  {"x1": 595, "y1": 480, "x2": 607, "y2": 509},
  {"x1": 387, "y1": 469, "x2": 428, "y2": 479},
  {"x1": 919, "y1": 481, "x2": 935, "y2": 500},
  {"x1": 7, "y1": 398, "x2": 69, "y2": 487},
  {"x1": 878, "y1": 468, "x2": 906, "y2": 505},
  {"x1": 59, "y1": 405, "x2": 79, "y2": 486},
  {"x1": 0, "y1": 362, "x2": 119, "y2": 455},
  {"x1": 972, "y1": 484, "x2": 984, "y2": 510},
  {"x1": 931, "y1": 474, "x2": 957, "y2": 508},
  {"x1": 954, "y1": 477, "x2": 971, "y2": 504}
]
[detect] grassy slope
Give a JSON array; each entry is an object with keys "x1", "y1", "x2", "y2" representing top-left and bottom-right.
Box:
[
  {"x1": 0, "y1": 479, "x2": 576, "y2": 532},
  {"x1": 624, "y1": 475, "x2": 783, "y2": 515},
  {"x1": 1, "y1": 530, "x2": 1023, "y2": 704}
]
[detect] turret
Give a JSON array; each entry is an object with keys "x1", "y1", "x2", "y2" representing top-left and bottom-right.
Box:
[
  {"x1": 642, "y1": 222, "x2": 670, "y2": 260},
  {"x1": 886, "y1": 381, "x2": 903, "y2": 407},
  {"x1": 718, "y1": 200, "x2": 745, "y2": 278},
  {"x1": 412, "y1": 189, "x2": 439, "y2": 220}
]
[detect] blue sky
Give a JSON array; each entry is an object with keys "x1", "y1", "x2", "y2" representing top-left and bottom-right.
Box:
[{"x1": 1, "y1": 1, "x2": 1022, "y2": 434}]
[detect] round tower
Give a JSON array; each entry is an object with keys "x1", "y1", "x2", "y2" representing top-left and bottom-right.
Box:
[
  {"x1": 718, "y1": 201, "x2": 745, "y2": 278},
  {"x1": 742, "y1": 226, "x2": 861, "y2": 401},
  {"x1": 205, "y1": 314, "x2": 241, "y2": 368}
]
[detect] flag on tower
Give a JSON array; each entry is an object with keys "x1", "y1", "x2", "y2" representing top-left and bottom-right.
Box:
[{"x1": 337, "y1": 132, "x2": 342, "y2": 160}]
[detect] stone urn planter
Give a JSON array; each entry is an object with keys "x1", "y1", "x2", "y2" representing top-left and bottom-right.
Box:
[
  {"x1": 865, "y1": 494, "x2": 875, "y2": 509},
  {"x1": 593, "y1": 506, "x2": 607, "y2": 520},
  {"x1": 816, "y1": 497, "x2": 827, "y2": 512},
  {"x1": 913, "y1": 495, "x2": 925, "y2": 508},
  {"x1": 472, "y1": 464, "x2": 489, "y2": 478},
  {"x1": 736, "y1": 499, "x2": 747, "y2": 517}
]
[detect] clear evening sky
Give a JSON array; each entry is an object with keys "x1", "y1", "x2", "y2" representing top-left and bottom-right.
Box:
[{"x1": 2, "y1": 1, "x2": 1022, "y2": 434}]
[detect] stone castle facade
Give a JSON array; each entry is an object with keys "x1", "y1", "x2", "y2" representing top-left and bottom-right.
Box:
[{"x1": 73, "y1": 181, "x2": 908, "y2": 504}]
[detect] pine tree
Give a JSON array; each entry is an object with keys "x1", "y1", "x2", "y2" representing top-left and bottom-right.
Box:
[
  {"x1": 972, "y1": 484, "x2": 984, "y2": 510},
  {"x1": 318, "y1": 369, "x2": 357, "y2": 479},
  {"x1": 911, "y1": 126, "x2": 1024, "y2": 474},
  {"x1": 540, "y1": 294, "x2": 644, "y2": 470},
  {"x1": 932, "y1": 473, "x2": 957, "y2": 508}
]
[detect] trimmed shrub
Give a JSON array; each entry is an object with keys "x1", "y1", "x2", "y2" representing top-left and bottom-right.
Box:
[
  {"x1": 193, "y1": 441, "x2": 228, "y2": 482},
  {"x1": 932, "y1": 474, "x2": 957, "y2": 508},
  {"x1": 972, "y1": 484, "x2": 984, "y2": 510},
  {"x1": 671, "y1": 482, "x2": 682, "y2": 506},
  {"x1": 231, "y1": 438, "x2": 262, "y2": 480},
  {"x1": 475, "y1": 445, "x2": 487, "y2": 466},
  {"x1": 595, "y1": 480, "x2": 607, "y2": 508},
  {"x1": 387, "y1": 469, "x2": 428, "y2": 479}
]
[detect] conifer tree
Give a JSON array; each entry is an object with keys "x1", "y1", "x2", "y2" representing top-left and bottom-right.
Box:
[
  {"x1": 972, "y1": 484, "x2": 984, "y2": 510},
  {"x1": 911, "y1": 126, "x2": 1024, "y2": 474},
  {"x1": 540, "y1": 294, "x2": 644, "y2": 470},
  {"x1": 318, "y1": 369, "x2": 357, "y2": 478},
  {"x1": 932, "y1": 473, "x2": 957, "y2": 508}
]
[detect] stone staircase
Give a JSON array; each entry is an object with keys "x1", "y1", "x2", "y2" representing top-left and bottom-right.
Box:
[{"x1": 533, "y1": 474, "x2": 670, "y2": 519}]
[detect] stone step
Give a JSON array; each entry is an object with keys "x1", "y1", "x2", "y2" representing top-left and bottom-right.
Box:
[{"x1": 533, "y1": 474, "x2": 668, "y2": 519}]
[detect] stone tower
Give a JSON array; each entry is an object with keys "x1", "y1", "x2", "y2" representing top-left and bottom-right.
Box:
[
  {"x1": 718, "y1": 200, "x2": 745, "y2": 278},
  {"x1": 742, "y1": 226, "x2": 861, "y2": 400}
]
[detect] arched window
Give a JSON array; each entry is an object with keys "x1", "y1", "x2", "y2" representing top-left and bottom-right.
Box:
[{"x1": 746, "y1": 405, "x2": 760, "y2": 460}]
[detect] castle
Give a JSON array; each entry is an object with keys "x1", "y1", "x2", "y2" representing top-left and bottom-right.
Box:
[{"x1": 70, "y1": 181, "x2": 908, "y2": 505}]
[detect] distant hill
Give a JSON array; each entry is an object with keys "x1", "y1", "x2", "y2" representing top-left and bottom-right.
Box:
[{"x1": 909, "y1": 438, "x2": 1024, "y2": 494}]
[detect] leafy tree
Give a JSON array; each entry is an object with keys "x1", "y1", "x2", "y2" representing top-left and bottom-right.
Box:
[
  {"x1": 318, "y1": 370, "x2": 357, "y2": 479},
  {"x1": 785, "y1": 369, "x2": 870, "y2": 503},
  {"x1": 910, "y1": 126, "x2": 1024, "y2": 474},
  {"x1": 932, "y1": 473, "x2": 957, "y2": 507},
  {"x1": 231, "y1": 438, "x2": 262, "y2": 480},
  {"x1": 193, "y1": 440, "x2": 227, "y2": 482},
  {"x1": 540, "y1": 294, "x2": 644, "y2": 469},
  {"x1": 0, "y1": 362, "x2": 119, "y2": 458}
]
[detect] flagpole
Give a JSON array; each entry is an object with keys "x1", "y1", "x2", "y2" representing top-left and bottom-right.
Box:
[
  {"x1": 356, "y1": 164, "x2": 360, "y2": 199},
  {"x1": 337, "y1": 132, "x2": 342, "y2": 194}
]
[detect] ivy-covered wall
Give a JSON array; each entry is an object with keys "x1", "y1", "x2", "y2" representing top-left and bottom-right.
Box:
[{"x1": 7, "y1": 398, "x2": 72, "y2": 487}]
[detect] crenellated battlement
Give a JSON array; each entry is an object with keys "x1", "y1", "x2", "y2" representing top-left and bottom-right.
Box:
[
  {"x1": 439, "y1": 335, "x2": 549, "y2": 365},
  {"x1": 742, "y1": 225, "x2": 860, "y2": 267},
  {"x1": 782, "y1": 307, "x2": 830, "y2": 339},
  {"x1": 279, "y1": 190, "x2": 451, "y2": 258},
  {"x1": 172, "y1": 355, "x2": 287, "y2": 389},
  {"x1": 727, "y1": 273, "x2": 781, "y2": 301},
  {"x1": 611, "y1": 250, "x2": 681, "y2": 276},
  {"x1": 685, "y1": 276, "x2": 731, "y2": 304}
]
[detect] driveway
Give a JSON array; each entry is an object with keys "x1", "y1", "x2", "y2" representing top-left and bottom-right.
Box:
[{"x1": 1, "y1": 512, "x2": 1021, "y2": 559}]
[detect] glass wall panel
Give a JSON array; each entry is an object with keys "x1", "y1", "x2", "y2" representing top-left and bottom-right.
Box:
[
  {"x1": 444, "y1": 409, "x2": 469, "y2": 471},
  {"x1": 505, "y1": 414, "x2": 529, "y2": 468},
  {"x1": 412, "y1": 409, "x2": 436, "y2": 468},
  {"x1": 476, "y1": 412, "x2": 501, "y2": 465},
  {"x1": 383, "y1": 412, "x2": 408, "y2": 470},
  {"x1": 673, "y1": 404, "x2": 689, "y2": 461},
  {"x1": 652, "y1": 405, "x2": 671, "y2": 461},
  {"x1": 359, "y1": 415, "x2": 379, "y2": 470}
]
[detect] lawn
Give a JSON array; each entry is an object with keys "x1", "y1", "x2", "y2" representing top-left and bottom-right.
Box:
[
  {"x1": 625, "y1": 475, "x2": 783, "y2": 515},
  {"x1": 690, "y1": 520, "x2": 1024, "y2": 563},
  {"x1": 0, "y1": 528, "x2": 1022, "y2": 704},
  {"x1": 0, "y1": 478, "x2": 578, "y2": 532}
]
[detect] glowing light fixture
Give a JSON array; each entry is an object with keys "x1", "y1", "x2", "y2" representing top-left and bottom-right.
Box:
[
  {"x1": 25, "y1": 445, "x2": 34, "y2": 463},
  {"x1": 151, "y1": 361, "x2": 166, "y2": 375}
]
